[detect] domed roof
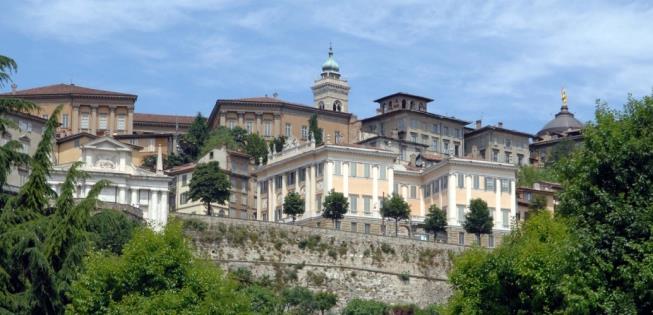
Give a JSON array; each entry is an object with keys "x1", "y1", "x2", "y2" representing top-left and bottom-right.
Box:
[
  {"x1": 537, "y1": 106, "x2": 583, "y2": 137},
  {"x1": 321, "y1": 46, "x2": 340, "y2": 73}
]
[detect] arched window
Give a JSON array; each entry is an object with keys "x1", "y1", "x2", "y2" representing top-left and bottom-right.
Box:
[
  {"x1": 402, "y1": 99, "x2": 406, "y2": 109},
  {"x1": 410, "y1": 100, "x2": 415, "y2": 110},
  {"x1": 333, "y1": 101, "x2": 342, "y2": 112},
  {"x1": 318, "y1": 101, "x2": 325, "y2": 110}
]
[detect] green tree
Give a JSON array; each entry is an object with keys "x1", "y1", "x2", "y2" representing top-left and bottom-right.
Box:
[
  {"x1": 424, "y1": 205, "x2": 447, "y2": 242},
  {"x1": 314, "y1": 291, "x2": 337, "y2": 315},
  {"x1": 188, "y1": 161, "x2": 231, "y2": 216},
  {"x1": 241, "y1": 285, "x2": 282, "y2": 315},
  {"x1": 178, "y1": 113, "x2": 209, "y2": 162},
  {"x1": 308, "y1": 114, "x2": 323, "y2": 145},
  {"x1": 283, "y1": 191, "x2": 305, "y2": 223},
  {"x1": 67, "y1": 221, "x2": 252, "y2": 314},
  {"x1": 321, "y1": 189, "x2": 348, "y2": 228},
  {"x1": 201, "y1": 126, "x2": 239, "y2": 155},
  {"x1": 462, "y1": 198, "x2": 493, "y2": 244},
  {"x1": 281, "y1": 286, "x2": 316, "y2": 314},
  {"x1": 516, "y1": 165, "x2": 557, "y2": 188},
  {"x1": 87, "y1": 210, "x2": 141, "y2": 254},
  {"x1": 244, "y1": 133, "x2": 268, "y2": 165},
  {"x1": 231, "y1": 126, "x2": 248, "y2": 147},
  {"x1": 341, "y1": 298, "x2": 388, "y2": 315},
  {"x1": 380, "y1": 193, "x2": 411, "y2": 237},
  {"x1": 272, "y1": 136, "x2": 286, "y2": 153},
  {"x1": 527, "y1": 195, "x2": 548, "y2": 219}
]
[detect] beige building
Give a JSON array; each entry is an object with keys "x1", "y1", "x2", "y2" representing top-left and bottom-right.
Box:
[
  {"x1": 360, "y1": 93, "x2": 469, "y2": 162},
  {"x1": 1, "y1": 111, "x2": 48, "y2": 193},
  {"x1": 133, "y1": 113, "x2": 195, "y2": 134},
  {"x1": 254, "y1": 139, "x2": 517, "y2": 247},
  {"x1": 167, "y1": 147, "x2": 255, "y2": 219},
  {"x1": 516, "y1": 181, "x2": 560, "y2": 222},
  {"x1": 464, "y1": 120, "x2": 532, "y2": 166},
  {"x1": 1, "y1": 83, "x2": 137, "y2": 137}
]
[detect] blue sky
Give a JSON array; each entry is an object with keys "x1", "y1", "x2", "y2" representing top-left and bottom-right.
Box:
[{"x1": 2, "y1": 0, "x2": 653, "y2": 134}]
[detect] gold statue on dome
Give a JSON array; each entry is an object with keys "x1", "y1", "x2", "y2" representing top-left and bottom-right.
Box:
[{"x1": 561, "y1": 88, "x2": 568, "y2": 110}]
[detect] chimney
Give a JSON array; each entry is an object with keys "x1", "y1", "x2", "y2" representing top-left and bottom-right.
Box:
[
  {"x1": 10, "y1": 83, "x2": 17, "y2": 94},
  {"x1": 475, "y1": 119, "x2": 482, "y2": 129},
  {"x1": 498, "y1": 122, "x2": 503, "y2": 128}
]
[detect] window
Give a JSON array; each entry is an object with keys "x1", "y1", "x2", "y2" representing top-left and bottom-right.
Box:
[
  {"x1": 298, "y1": 168, "x2": 306, "y2": 182},
  {"x1": 62, "y1": 114, "x2": 69, "y2": 128},
  {"x1": 379, "y1": 166, "x2": 386, "y2": 180},
  {"x1": 442, "y1": 176, "x2": 448, "y2": 190},
  {"x1": 180, "y1": 192, "x2": 189, "y2": 204},
  {"x1": 492, "y1": 149, "x2": 499, "y2": 162},
  {"x1": 473, "y1": 175, "x2": 480, "y2": 189},
  {"x1": 457, "y1": 205, "x2": 465, "y2": 224},
  {"x1": 117, "y1": 114, "x2": 126, "y2": 130},
  {"x1": 317, "y1": 163, "x2": 324, "y2": 177},
  {"x1": 411, "y1": 119, "x2": 418, "y2": 128},
  {"x1": 400, "y1": 147, "x2": 406, "y2": 161},
  {"x1": 246, "y1": 120, "x2": 253, "y2": 133},
  {"x1": 410, "y1": 132, "x2": 417, "y2": 143},
  {"x1": 363, "y1": 164, "x2": 370, "y2": 178},
  {"x1": 443, "y1": 126, "x2": 449, "y2": 136},
  {"x1": 458, "y1": 232, "x2": 465, "y2": 245},
  {"x1": 301, "y1": 125, "x2": 308, "y2": 139},
  {"x1": 432, "y1": 124, "x2": 439, "y2": 133},
  {"x1": 98, "y1": 114, "x2": 108, "y2": 130},
  {"x1": 274, "y1": 175, "x2": 283, "y2": 188},
  {"x1": 263, "y1": 121, "x2": 272, "y2": 136},
  {"x1": 488, "y1": 234, "x2": 495, "y2": 248},
  {"x1": 501, "y1": 179, "x2": 510, "y2": 192},
  {"x1": 457, "y1": 174, "x2": 465, "y2": 188},
  {"x1": 335, "y1": 221, "x2": 341, "y2": 230},
  {"x1": 421, "y1": 134, "x2": 429, "y2": 145},
  {"x1": 350, "y1": 195, "x2": 358, "y2": 214},
  {"x1": 334, "y1": 161, "x2": 341, "y2": 175},
  {"x1": 505, "y1": 138, "x2": 512, "y2": 147},
  {"x1": 285, "y1": 123, "x2": 292, "y2": 137},
  {"x1": 431, "y1": 138, "x2": 438, "y2": 152},
  {"x1": 485, "y1": 177, "x2": 495, "y2": 191},
  {"x1": 181, "y1": 174, "x2": 188, "y2": 186},
  {"x1": 335, "y1": 131, "x2": 342, "y2": 144},
  {"x1": 443, "y1": 141, "x2": 450, "y2": 154},
  {"x1": 525, "y1": 192, "x2": 532, "y2": 201},
  {"x1": 488, "y1": 207, "x2": 495, "y2": 218},
  {"x1": 80, "y1": 113, "x2": 90, "y2": 129},
  {"x1": 504, "y1": 152, "x2": 511, "y2": 163},
  {"x1": 350, "y1": 162, "x2": 357, "y2": 177},
  {"x1": 454, "y1": 143, "x2": 460, "y2": 156},
  {"x1": 363, "y1": 196, "x2": 371, "y2": 214},
  {"x1": 351, "y1": 222, "x2": 357, "y2": 232},
  {"x1": 287, "y1": 172, "x2": 295, "y2": 185},
  {"x1": 364, "y1": 224, "x2": 370, "y2": 234},
  {"x1": 424, "y1": 185, "x2": 431, "y2": 197},
  {"x1": 517, "y1": 154, "x2": 524, "y2": 166},
  {"x1": 502, "y1": 208, "x2": 510, "y2": 228},
  {"x1": 410, "y1": 186, "x2": 417, "y2": 199}
]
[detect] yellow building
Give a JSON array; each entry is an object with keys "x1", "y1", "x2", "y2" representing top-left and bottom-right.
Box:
[{"x1": 254, "y1": 138, "x2": 517, "y2": 247}]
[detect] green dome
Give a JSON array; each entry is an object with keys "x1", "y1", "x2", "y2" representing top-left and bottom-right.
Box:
[{"x1": 322, "y1": 47, "x2": 340, "y2": 72}]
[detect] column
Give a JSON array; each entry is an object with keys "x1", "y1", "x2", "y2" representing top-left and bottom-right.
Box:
[
  {"x1": 465, "y1": 175, "x2": 472, "y2": 208},
  {"x1": 270, "y1": 178, "x2": 276, "y2": 221},
  {"x1": 281, "y1": 173, "x2": 287, "y2": 219},
  {"x1": 90, "y1": 106, "x2": 97, "y2": 135},
  {"x1": 294, "y1": 170, "x2": 299, "y2": 192},
  {"x1": 219, "y1": 113, "x2": 226, "y2": 127},
  {"x1": 342, "y1": 162, "x2": 349, "y2": 198},
  {"x1": 131, "y1": 189, "x2": 138, "y2": 206},
  {"x1": 266, "y1": 179, "x2": 272, "y2": 221},
  {"x1": 273, "y1": 114, "x2": 280, "y2": 136},
  {"x1": 448, "y1": 173, "x2": 457, "y2": 225},
  {"x1": 510, "y1": 179, "x2": 516, "y2": 228},
  {"x1": 127, "y1": 109, "x2": 134, "y2": 134},
  {"x1": 419, "y1": 186, "x2": 425, "y2": 216},
  {"x1": 388, "y1": 167, "x2": 394, "y2": 195},
  {"x1": 237, "y1": 112, "x2": 244, "y2": 127},
  {"x1": 160, "y1": 191, "x2": 169, "y2": 227},
  {"x1": 109, "y1": 107, "x2": 116, "y2": 134},
  {"x1": 372, "y1": 165, "x2": 379, "y2": 214},
  {"x1": 495, "y1": 178, "x2": 501, "y2": 228},
  {"x1": 256, "y1": 113, "x2": 262, "y2": 134},
  {"x1": 118, "y1": 187, "x2": 126, "y2": 204},
  {"x1": 304, "y1": 167, "x2": 310, "y2": 216},
  {"x1": 150, "y1": 190, "x2": 159, "y2": 222},
  {"x1": 72, "y1": 105, "x2": 79, "y2": 133},
  {"x1": 256, "y1": 182, "x2": 262, "y2": 220},
  {"x1": 310, "y1": 164, "x2": 317, "y2": 215},
  {"x1": 325, "y1": 160, "x2": 334, "y2": 192}
]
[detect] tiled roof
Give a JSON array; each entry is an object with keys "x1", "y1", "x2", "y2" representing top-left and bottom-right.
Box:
[
  {"x1": 165, "y1": 162, "x2": 196, "y2": 175},
  {"x1": 235, "y1": 96, "x2": 287, "y2": 103},
  {"x1": 1, "y1": 83, "x2": 136, "y2": 99},
  {"x1": 133, "y1": 113, "x2": 195, "y2": 125}
]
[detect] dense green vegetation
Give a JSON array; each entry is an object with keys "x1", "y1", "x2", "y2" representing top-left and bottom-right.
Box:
[
  {"x1": 188, "y1": 161, "x2": 231, "y2": 216},
  {"x1": 322, "y1": 189, "x2": 349, "y2": 227},
  {"x1": 462, "y1": 198, "x2": 493, "y2": 243},
  {"x1": 380, "y1": 193, "x2": 411, "y2": 236},
  {"x1": 283, "y1": 191, "x2": 305, "y2": 223}
]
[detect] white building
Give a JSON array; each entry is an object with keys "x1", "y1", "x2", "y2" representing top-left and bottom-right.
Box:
[{"x1": 48, "y1": 137, "x2": 171, "y2": 229}]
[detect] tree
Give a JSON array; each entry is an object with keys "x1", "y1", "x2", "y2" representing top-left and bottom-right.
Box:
[
  {"x1": 244, "y1": 133, "x2": 268, "y2": 165},
  {"x1": 321, "y1": 189, "x2": 348, "y2": 228},
  {"x1": 516, "y1": 165, "x2": 557, "y2": 188},
  {"x1": 341, "y1": 298, "x2": 388, "y2": 315},
  {"x1": 314, "y1": 291, "x2": 337, "y2": 315},
  {"x1": 67, "y1": 221, "x2": 252, "y2": 314},
  {"x1": 177, "y1": 113, "x2": 209, "y2": 163},
  {"x1": 231, "y1": 126, "x2": 248, "y2": 147},
  {"x1": 527, "y1": 195, "x2": 548, "y2": 219},
  {"x1": 424, "y1": 205, "x2": 447, "y2": 242},
  {"x1": 308, "y1": 114, "x2": 323, "y2": 145},
  {"x1": 283, "y1": 191, "x2": 305, "y2": 223},
  {"x1": 188, "y1": 161, "x2": 231, "y2": 216},
  {"x1": 462, "y1": 198, "x2": 493, "y2": 244},
  {"x1": 87, "y1": 210, "x2": 141, "y2": 254},
  {"x1": 380, "y1": 193, "x2": 411, "y2": 237},
  {"x1": 281, "y1": 286, "x2": 316, "y2": 314},
  {"x1": 201, "y1": 126, "x2": 238, "y2": 155}
]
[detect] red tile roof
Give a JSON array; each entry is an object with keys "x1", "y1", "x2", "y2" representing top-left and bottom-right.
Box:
[
  {"x1": 133, "y1": 113, "x2": 195, "y2": 125},
  {"x1": 1, "y1": 83, "x2": 137, "y2": 99}
]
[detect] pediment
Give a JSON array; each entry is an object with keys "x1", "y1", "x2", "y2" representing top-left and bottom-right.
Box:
[{"x1": 82, "y1": 136, "x2": 133, "y2": 152}]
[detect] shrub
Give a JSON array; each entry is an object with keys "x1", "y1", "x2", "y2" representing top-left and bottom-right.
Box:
[
  {"x1": 342, "y1": 299, "x2": 388, "y2": 315},
  {"x1": 181, "y1": 218, "x2": 208, "y2": 231},
  {"x1": 398, "y1": 272, "x2": 410, "y2": 283}
]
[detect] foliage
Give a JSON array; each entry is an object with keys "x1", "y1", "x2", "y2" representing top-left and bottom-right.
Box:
[
  {"x1": 321, "y1": 189, "x2": 348, "y2": 226},
  {"x1": 552, "y1": 94, "x2": 653, "y2": 313},
  {"x1": 446, "y1": 213, "x2": 573, "y2": 314},
  {"x1": 241, "y1": 285, "x2": 282, "y2": 315},
  {"x1": 271, "y1": 136, "x2": 286, "y2": 153},
  {"x1": 0, "y1": 55, "x2": 18, "y2": 88},
  {"x1": 462, "y1": 198, "x2": 493, "y2": 242},
  {"x1": 341, "y1": 298, "x2": 388, "y2": 315},
  {"x1": 244, "y1": 132, "x2": 268, "y2": 165},
  {"x1": 140, "y1": 153, "x2": 184, "y2": 172},
  {"x1": 516, "y1": 165, "x2": 557, "y2": 188},
  {"x1": 545, "y1": 138, "x2": 577, "y2": 168},
  {"x1": 380, "y1": 193, "x2": 411, "y2": 237},
  {"x1": 87, "y1": 210, "x2": 141, "y2": 254},
  {"x1": 308, "y1": 114, "x2": 323, "y2": 145},
  {"x1": 281, "y1": 286, "x2": 317, "y2": 314},
  {"x1": 68, "y1": 221, "x2": 252, "y2": 314},
  {"x1": 283, "y1": 191, "x2": 305, "y2": 223},
  {"x1": 314, "y1": 291, "x2": 337, "y2": 315},
  {"x1": 201, "y1": 126, "x2": 239, "y2": 155},
  {"x1": 424, "y1": 205, "x2": 447, "y2": 241},
  {"x1": 178, "y1": 113, "x2": 209, "y2": 162},
  {"x1": 188, "y1": 161, "x2": 231, "y2": 216},
  {"x1": 0, "y1": 105, "x2": 108, "y2": 314},
  {"x1": 528, "y1": 195, "x2": 547, "y2": 214},
  {"x1": 230, "y1": 126, "x2": 248, "y2": 147}
]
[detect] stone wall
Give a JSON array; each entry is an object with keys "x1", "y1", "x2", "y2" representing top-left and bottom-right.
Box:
[{"x1": 176, "y1": 214, "x2": 464, "y2": 309}]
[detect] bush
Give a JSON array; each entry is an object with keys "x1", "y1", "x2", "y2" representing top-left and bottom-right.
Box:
[
  {"x1": 342, "y1": 298, "x2": 388, "y2": 315},
  {"x1": 398, "y1": 272, "x2": 410, "y2": 283},
  {"x1": 380, "y1": 242, "x2": 395, "y2": 255},
  {"x1": 88, "y1": 210, "x2": 141, "y2": 254},
  {"x1": 181, "y1": 218, "x2": 208, "y2": 231}
]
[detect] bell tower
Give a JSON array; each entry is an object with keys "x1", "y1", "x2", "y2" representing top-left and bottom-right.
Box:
[{"x1": 312, "y1": 45, "x2": 350, "y2": 113}]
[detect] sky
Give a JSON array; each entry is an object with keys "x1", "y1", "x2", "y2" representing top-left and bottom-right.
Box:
[{"x1": 2, "y1": 0, "x2": 653, "y2": 134}]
